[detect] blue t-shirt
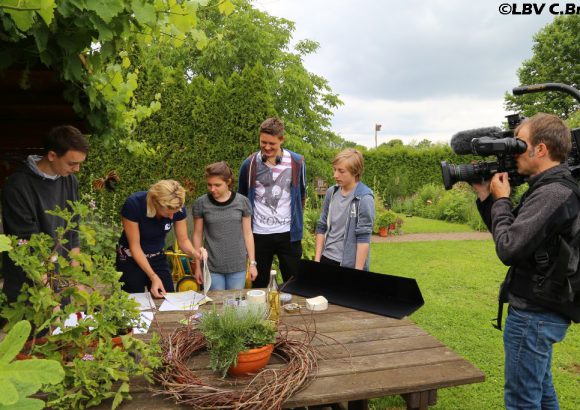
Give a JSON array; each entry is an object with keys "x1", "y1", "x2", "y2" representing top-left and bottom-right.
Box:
[{"x1": 118, "y1": 191, "x2": 186, "y2": 253}]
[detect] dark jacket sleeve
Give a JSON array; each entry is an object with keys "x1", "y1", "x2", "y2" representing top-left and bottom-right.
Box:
[
  {"x1": 491, "y1": 185, "x2": 575, "y2": 266},
  {"x1": 1, "y1": 178, "x2": 40, "y2": 239},
  {"x1": 66, "y1": 176, "x2": 80, "y2": 249},
  {"x1": 476, "y1": 195, "x2": 494, "y2": 233},
  {"x1": 238, "y1": 159, "x2": 249, "y2": 196},
  {"x1": 299, "y1": 158, "x2": 306, "y2": 209}
]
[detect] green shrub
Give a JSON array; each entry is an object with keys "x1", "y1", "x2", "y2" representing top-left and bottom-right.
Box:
[
  {"x1": 417, "y1": 183, "x2": 444, "y2": 205},
  {"x1": 392, "y1": 182, "x2": 487, "y2": 230}
]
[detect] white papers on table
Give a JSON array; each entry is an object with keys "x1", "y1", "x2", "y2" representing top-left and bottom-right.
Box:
[
  {"x1": 129, "y1": 292, "x2": 156, "y2": 311},
  {"x1": 159, "y1": 290, "x2": 210, "y2": 311},
  {"x1": 52, "y1": 310, "x2": 155, "y2": 336},
  {"x1": 52, "y1": 312, "x2": 93, "y2": 335},
  {"x1": 133, "y1": 311, "x2": 154, "y2": 334}
]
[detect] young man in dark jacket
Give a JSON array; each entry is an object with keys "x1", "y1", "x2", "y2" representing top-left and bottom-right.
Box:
[
  {"x1": 238, "y1": 118, "x2": 306, "y2": 288},
  {"x1": 474, "y1": 113, "x2": 579, "y2": 409},
  {"x1": 1, "y1": 125, "x2": 89, "y2": 302}
]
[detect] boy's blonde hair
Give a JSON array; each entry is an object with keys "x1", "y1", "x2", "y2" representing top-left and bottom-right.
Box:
[
  {"x1": 146, "y1": 179, "x2": 185, "y2": 217},
  {"x1": 332, "y1": 148, "x2": 364, "y2": 181}
]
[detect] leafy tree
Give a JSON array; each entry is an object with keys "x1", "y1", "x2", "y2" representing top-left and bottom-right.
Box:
[
  {"x1": 81, "y1": 0, "x2": 348, "y2": 214},
  {"x1": 505, "y1": 15, "x2": 580, "y2": 118},
  {"x1": 0, "y1": 0, "x2": 233, "y2": 138},
  {"x1": 188, "y1": 0, "x2": 346, "y2": 160}
]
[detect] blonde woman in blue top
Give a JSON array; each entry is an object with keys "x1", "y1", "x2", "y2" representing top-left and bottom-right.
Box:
[{"x1": 116, "y1": 180, "x2": 200, "y2": 298}]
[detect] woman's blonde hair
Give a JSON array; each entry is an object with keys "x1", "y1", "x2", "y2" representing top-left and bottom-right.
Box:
[
  {"x1": 146, "y1": 179, "x2": 185, "y2": 217},
  {"x1": 332, "y1": 148, "x2": 364, "y2": 181}
]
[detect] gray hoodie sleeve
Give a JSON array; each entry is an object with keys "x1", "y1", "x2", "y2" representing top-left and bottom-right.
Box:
[
  {"x1": 355, "y1": 194, "x2": 375, "y2": 243},
  {"x1": 315, "y1": 189, "x2": 333, "y2": 235}
]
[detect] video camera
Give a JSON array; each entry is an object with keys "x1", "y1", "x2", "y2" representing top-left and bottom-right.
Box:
[{"x1": 441, "y1": 83, "x2": 580, "y2": 190}]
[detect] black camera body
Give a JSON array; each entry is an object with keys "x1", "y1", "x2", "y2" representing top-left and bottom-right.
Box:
[
  {"x1": 441, "y1": 114, "x2": 527, "y2": 190},
  {"x1": 441, "y1": 83, "x2": 580, "y2": 190}
]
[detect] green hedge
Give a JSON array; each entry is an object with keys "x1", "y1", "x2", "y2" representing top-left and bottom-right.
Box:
[{"x1": 362, "y1": 145, "x2": 473, "y2": 208}]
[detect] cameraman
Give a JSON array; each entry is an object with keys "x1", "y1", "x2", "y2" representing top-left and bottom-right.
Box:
[{"x1": 472, "y1": 113, "x2": 579, "y2": 410}]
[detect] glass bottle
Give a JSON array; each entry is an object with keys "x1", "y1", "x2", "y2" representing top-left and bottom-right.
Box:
[{"x1": 267, "y1": 270, "x2": 281, "y2": 322}]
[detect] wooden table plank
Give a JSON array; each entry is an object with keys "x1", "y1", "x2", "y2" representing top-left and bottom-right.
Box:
[
  {"x1": 285, "y1": 361, "x2": 484, "y2": 407},
  {"x1": 97, "y1": 291, "x2": 484, "y2": 409}
]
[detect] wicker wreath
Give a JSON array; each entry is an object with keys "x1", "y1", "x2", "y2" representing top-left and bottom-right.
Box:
[{"x1": 155, "y1": 324, "x2": 318, "y2": 409}]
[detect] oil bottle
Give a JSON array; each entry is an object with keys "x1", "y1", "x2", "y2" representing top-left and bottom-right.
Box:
[{"x1": 267, "y1": 270, "x2": 280, "y2": 322}]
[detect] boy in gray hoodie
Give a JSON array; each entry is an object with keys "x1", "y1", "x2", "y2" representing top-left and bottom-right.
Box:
[{"x1": 315, "y1": 149, "x2": 375, "y2": 270}]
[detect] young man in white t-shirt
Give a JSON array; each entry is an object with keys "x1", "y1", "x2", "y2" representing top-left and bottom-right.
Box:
[{"x1": 238, "y1": 118, "x2": 306, "y2": 288}]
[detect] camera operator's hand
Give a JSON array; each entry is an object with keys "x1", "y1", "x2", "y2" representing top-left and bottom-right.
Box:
[
  {"x1": 471, "y1": 180, "x2": 491, "y2": 201},
  {"x1": 490, "y1": 172, "x2": 510, "y2": 200}
]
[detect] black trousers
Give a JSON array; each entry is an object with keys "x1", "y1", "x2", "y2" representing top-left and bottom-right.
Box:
[
  {"x1": 253, "y1": 232, "x2": 302, "y2": 288},
  {"x1": 320, "y1": 255, "x2": 341, "y2": 266},
  {"x1": 116, "y1": 253, "x2": 175, "y2": 293}
]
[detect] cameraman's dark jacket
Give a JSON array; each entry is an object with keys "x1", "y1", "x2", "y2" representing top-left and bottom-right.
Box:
[{"x1": 477, "y1": 164, "x2": 580, "y2": 322}]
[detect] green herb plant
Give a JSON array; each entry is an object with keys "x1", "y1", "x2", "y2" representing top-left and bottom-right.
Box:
[
  {"x1": 198, "y1": 305, "x2": 277, "y2": 377},
  {"x1": 0, "y1": 201, "x2": 162, "y2": 409}
]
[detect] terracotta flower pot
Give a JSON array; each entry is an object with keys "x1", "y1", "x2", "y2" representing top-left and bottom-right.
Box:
[
  {"x1": 378, "y1": 226, "x2": 388, "y2": 237},
  {"x1": 111, "y1": 328, "x2": 133, "y2": 348},
  {"x1": 227, "y1": 344, "x2": 274, "y2": 377}
]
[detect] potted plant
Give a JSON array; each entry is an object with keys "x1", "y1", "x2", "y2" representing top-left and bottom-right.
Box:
[
  {"x1": 374, "y1": 210, "x2": 396, "y2": 237},
  {"x1": 0, "y1": 201, "x2": 162, "y2": 409},
  {"x1": 394, "y1": 216, "x2": 405, "y2": 235},
  {"x1": 197, "y1": 305, "x2": 277, "y2": 377}
]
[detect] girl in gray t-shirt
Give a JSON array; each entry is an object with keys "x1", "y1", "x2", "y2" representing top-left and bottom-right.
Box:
[{"x1": 192, "y1": 162, "x2": 258, "y2": 290}]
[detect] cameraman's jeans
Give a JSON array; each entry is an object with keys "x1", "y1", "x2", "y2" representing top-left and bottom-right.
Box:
[{"x1": 504, "y1": 306, "x2": 570, "y2": 410}]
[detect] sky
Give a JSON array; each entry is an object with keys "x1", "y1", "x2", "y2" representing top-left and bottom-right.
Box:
[{"x1": 253, "y1": 0, "x2": 556, "y2": 147}]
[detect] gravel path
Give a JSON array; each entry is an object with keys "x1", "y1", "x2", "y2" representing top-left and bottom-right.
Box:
[{"x1": 372, "y1": 231, "x2": 492, "y2": 243}]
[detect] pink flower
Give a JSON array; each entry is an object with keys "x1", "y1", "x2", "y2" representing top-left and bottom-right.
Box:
[{"x1": 17, "y1": 239, "x2": 28, "y2": 246}]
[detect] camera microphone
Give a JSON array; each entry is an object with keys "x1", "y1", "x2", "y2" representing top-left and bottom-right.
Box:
[{"x1": 450, "y1": 127, "x2": 504, "y2": 155}]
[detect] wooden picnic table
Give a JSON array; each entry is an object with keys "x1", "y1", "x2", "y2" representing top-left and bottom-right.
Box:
[{"x1": 110, "y1": 290, "x2": 484, "y2": 410}]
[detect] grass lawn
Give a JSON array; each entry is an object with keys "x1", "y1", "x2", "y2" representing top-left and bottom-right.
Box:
[
  {"x1": 398, "y1": 215, "x2": 475, "y2": 234},
  {"x1": 368, "y1": 240, "x2": 579, "y2": 410}
]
